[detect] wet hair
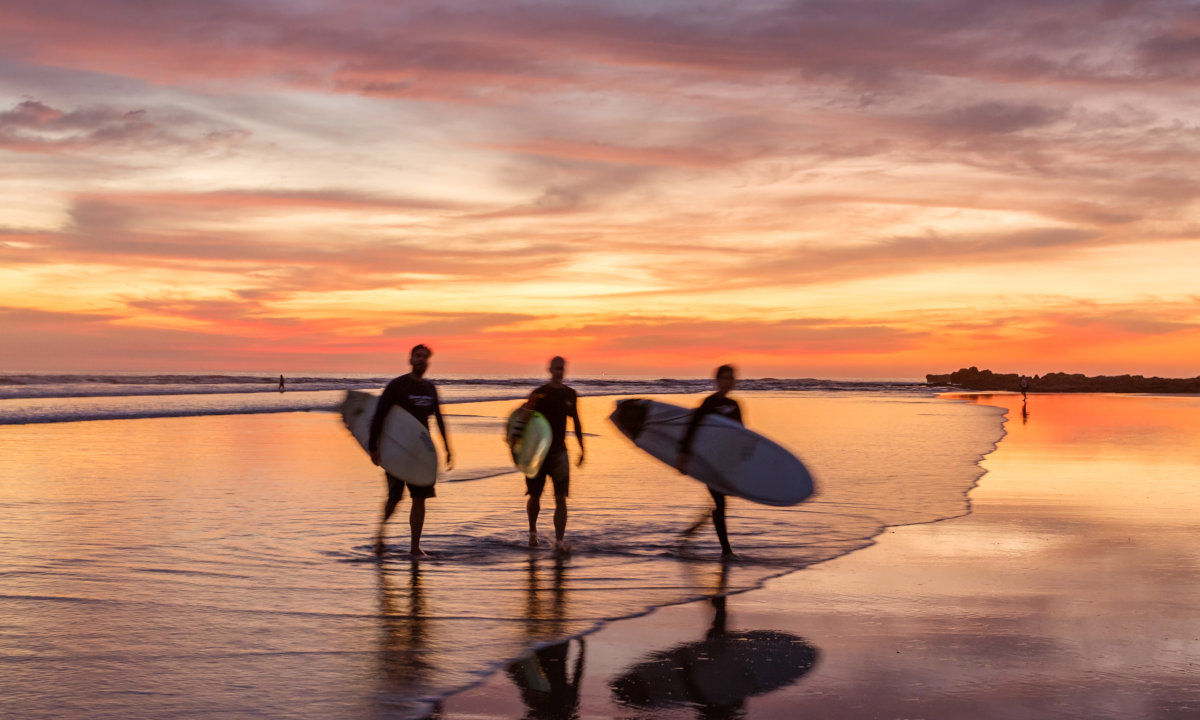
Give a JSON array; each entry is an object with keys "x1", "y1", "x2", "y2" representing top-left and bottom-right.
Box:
[
  {"x1": 715, "y1": 364, "x2": 735, "y2": 379},
  {"x1": 411, "y1": 343, "x2": 432, "y2": 357}
]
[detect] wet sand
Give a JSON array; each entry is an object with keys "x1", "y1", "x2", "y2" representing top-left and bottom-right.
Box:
[
  {"x1": 0, "y1": 391, "x2": 998, "y2": 719},
  {"x1": 441, "y1": 393, "x2": 1200, "y2": 719}
]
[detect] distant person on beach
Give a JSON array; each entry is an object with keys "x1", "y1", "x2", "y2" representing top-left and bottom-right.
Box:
[
  {"x1": 368, "y1": 344, "x2": 453, "y2": 557},
  {"x1": 676, "y1": 364, "x2": 740, "y2": 558},
  {"x1": 278, "y1": 374, "x2": 285, "y2": 393},
  {"x1": 1020, "y1": 375, "x2": 1029, "y2": 399},
  {"x1": 522, "y1": 356, "x2": 585, "y2": 552}
]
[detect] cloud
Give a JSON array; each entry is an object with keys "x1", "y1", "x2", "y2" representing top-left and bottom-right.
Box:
[
  {"x1": 0, "y1": 193, "x2": 582, "y2": 300},
  {"x1": 3, "y1": 1, "x2": 1197, "y2": 102},
  {"x1": 0, "y1": 99, "x2": 249, "y2": 154}
]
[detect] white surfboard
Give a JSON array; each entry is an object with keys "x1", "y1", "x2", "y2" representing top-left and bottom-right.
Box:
[
  {"x1": 609, "y1": 398, "x2": 814, "y2": 506},
  {"x1": 341, "y1": 390, "x2": 438, "y2": 487}
]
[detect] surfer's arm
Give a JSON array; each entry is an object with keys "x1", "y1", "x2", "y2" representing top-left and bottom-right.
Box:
[
  {"x1": 434, "y1": 397, "x2": 453, "y2": 469},
  {"x1": 676, "y1": 399, "x2": 711, "y2": 472},
  {"x1": 367, "y1": 383, "x2": 398, "y2": 461},
  {"x1": 571, "y1": 396, "x2": 585, "y2": 466},
  {"x1": 678, "y1": 398, "x2": 711, "y2": 457}
]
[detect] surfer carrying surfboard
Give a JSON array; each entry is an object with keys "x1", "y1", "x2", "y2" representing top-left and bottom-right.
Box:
[
  {"x1": 676, "y1": 364, "x2": 741, "y2": 558},
  {"x1": 368, "y1": 344, "x2": 454, "y2": 557},
  {"x1": 523, "y1": 356, "x2": 585, "y2": 552}
]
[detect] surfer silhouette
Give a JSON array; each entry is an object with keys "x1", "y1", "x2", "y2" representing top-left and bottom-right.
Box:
[
  {"x1": 676, "y1": 365, "x2": 740, "y2": 558},
  {"x1": 368, "y1": 344, "x2": 453, "y2": 557},
  {"x1": 522, "y1": 356, "x2": 585, "y2": 553}
]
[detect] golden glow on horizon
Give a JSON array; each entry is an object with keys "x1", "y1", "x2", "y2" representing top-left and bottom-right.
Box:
[{"x1": 2, "y1": 2, "x2": 1199, "y2": 374}]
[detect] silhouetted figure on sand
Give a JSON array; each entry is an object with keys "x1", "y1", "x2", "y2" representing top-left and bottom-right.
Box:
[
  {"x1": 521, "y1": 356, "x2": 585, "y2": 553},
  {"x1": 368, "y1": 344, "x2": 453, "y2": 557},
  {"x1": 677, "y1": 364, "x2": 740, "y2": 558}
]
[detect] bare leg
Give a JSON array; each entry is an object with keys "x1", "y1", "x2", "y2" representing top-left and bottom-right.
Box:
[
  {"x1": 409, "y1": 495, "x2": 427, "y2": 556},
  {"x1": 527, "y1": 494, "x2": 541, "y2": 545},
  {"x1": 553, "y1": 493, "x2": 568, "y2": 542},
  {"x1": 710, "y1": 489, "x2": 733, "y2": 557},
  {"x1": 376, "y1": 482, "x2": 403, "y2": 554}
]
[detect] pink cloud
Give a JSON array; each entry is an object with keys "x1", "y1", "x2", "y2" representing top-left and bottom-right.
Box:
[{"x1": 0, "y1": 99, "x2": 249, "y2": 154}]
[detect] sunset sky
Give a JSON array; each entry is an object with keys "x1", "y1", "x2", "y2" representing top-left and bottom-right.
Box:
[{"x1": 2, "y1": 0, "x2": 1198, "y2": 377}]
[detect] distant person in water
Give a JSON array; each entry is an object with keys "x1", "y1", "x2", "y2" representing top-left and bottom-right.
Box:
[
  {"x1": 676, "y1": 364, "x2": 740, "y2": 558},
  {"x1": 522, "y1": 356, "x2": 585, "y2": 552},
  {"x1": 278, "y1": 374, "x2": 285, "y2": 393},
  {"x1": 368, "y1": 344, "x2": 453, "y2": 557}
]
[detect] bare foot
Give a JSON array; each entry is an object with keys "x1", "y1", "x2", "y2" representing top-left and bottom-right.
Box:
[
  {"x1": 373, "y1": 539, "x2": 387, "y2": 556},
  {"x1": 409, "y1": 548, "x2": 432, "y2": 559},
  {"x1": 553, "y1": 539, "x2": 572, "y2": 557},
  {"x1": 721, "y1": 550, "x2": 740, "y2": 562},
  {"x1": 528, "y1": 531, "x2": 539, "y2": 548}
]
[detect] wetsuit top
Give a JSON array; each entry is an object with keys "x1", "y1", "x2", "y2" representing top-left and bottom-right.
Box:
[
  {"x1": 368, "y1": 373, "x2": 440, "y2": 454},
  {"x1": 679, "y1": 393, "x2": 742, "y2": 456},
  {"x1": 530, "y1": 383, "x2": 581, "y2": 453}
]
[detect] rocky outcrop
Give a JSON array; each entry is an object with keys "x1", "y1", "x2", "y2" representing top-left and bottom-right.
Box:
[{"x1": 925, "y1": 367, "x2": 1200, "y2": 393}]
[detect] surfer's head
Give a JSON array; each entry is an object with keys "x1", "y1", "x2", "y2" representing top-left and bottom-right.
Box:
[
  {"x1": 715, "y1": 364, "x2": 736, "y2": 394},
  {"x1": 548, "y1": 355, "x2": 566, "y2": 384},
  {"x1": 410, "y1": 344, "x2": 432, "y2": 376}
]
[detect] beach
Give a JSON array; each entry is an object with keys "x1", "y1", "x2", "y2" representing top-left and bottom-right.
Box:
[
  {"x1": 2, "y1": 388, "x2": 1197, "y2": 719},
  {"x1": 445, "y1": 393, "x2": 1200, "y2": 719}
]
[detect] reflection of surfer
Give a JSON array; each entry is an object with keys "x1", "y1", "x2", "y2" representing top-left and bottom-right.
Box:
[
  {"x1": 676, "y1": 365, "x2": 741, "y2": 558},
  {"x1": 507, "y1": 553, "x2": 585, "y2": 719},
  {"x1": 377, "y1": 560, "x2": 444, "y2": 716},
  {"x1": 523, "y1": 356, "x2": 585, "y2": 552},
  {"x1": 611, "y1": 564, "x2": 818, "y2": 718},
  {"x1": 369, "y1": 344, "x2": 454, "y2": 557},
  {"x1": 507, "y1": 637, "x2": 586, "y2": 720}
]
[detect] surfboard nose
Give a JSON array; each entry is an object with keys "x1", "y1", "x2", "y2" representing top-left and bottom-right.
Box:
[{"x1": 611, "y1": 399, "x2": 648, "y2": 440}]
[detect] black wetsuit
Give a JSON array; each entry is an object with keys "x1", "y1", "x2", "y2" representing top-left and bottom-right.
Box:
[
  {"x1": 679, "y1": 393, "x2": 742, "y2": 456},
  {"x1": 369, "y1": 373, "x2": 442, "y2": 500},
  {"x1": 679, "y1": 392, "x2": 741, "y2": 555},
  {"x1": 527, "y1": 383, "x2": 581, "y2": 496}
]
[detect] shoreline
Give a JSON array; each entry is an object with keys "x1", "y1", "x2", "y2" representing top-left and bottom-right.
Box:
[
  {"x1": 439, "y1": 392, "x2": 1200, "y2": 719},
  {"x1": 0, "y1": 390, "x2": 1048, "y2": 719},
  {"x1": 421, "y1": 390, "x2": 1009, "y2": 712}
]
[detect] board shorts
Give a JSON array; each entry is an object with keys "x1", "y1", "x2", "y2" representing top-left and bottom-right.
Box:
[
  {"x1": 526, "y1": 449, "x2": 569, "y2": 498},
  {"x1": 386, "y1": 472, "x2": 436, "y2": 501}
]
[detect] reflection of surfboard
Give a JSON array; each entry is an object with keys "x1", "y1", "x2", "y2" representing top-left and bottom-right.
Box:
[
  {"x1": 611, "y1": 630, "x2": 817, "y2": 708},
  {"x1": 341, "y1": 390, "x2": 437, "y2": 487},
  {"x1": 506, "y1": 408, "x2": 552, "y2": 477},
  {"x1": 609, "y1": 398, "x2": 814, "y2": 506}
]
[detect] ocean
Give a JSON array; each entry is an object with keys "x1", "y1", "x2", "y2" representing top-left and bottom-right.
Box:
[{"x1": 0, "y1": 374, "x2": 1002, "y2": 719}]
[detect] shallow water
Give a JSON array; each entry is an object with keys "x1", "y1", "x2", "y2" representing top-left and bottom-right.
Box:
[
  {"x1": 0, "y1": 391, "x2": 1002, "y2": 719},
  {"x1": 439, "y1": 393, "x2": 1200, "y2": 719}
]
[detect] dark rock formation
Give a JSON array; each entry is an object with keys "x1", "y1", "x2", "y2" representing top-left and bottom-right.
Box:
[{"x1": 925, "y1": 367, "x2": 1200, "y2": 393}]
